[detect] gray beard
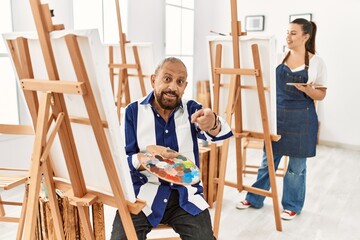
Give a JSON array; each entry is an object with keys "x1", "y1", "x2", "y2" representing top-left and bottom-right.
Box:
[{"x1": 155, "y1": 91, "x2": 180, "y2": 110}]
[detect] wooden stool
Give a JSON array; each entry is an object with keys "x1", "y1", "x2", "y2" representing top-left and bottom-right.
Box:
[
  {"x1": 147, "y1": 224, "x2": 180, "y2": 240},
  {"x1": 0, "y1": 168, "x2": 29, "y2": 239}
]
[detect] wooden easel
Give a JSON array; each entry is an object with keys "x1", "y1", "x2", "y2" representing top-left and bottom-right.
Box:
[
  {"x1": 109, "y1": 0, "x2": 148, "y2": 120},
  {"x1": 242, "y1": 139, "x2": 288, "y2": 177},
  {"x1": 208, "y1": 0, "x2": 283, "y2": 237},
  {"x1": 5, "y1": 1, "x2": 145, "y2": 238}
]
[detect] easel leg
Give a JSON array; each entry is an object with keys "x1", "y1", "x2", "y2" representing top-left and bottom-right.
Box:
[
  {"x1": 42, "y1": 161, "x2": 65, "y2": 239},
  {"x1": 92, "y1": 203, "x2": 106, "y2": 239},
  {"x1": 235, "y1": 137, "x2": 243, "y2": 190},
  {"x1": 213, "y1": 139, "x2": 231, "y2": 238},
  {"x1": 109, "y1": 46, "x2": 115, "y2": 94},
  {"x1": 78, "y1": 206, "x2": 94, "y2": 240},
  {"x1": 132, "y1": 46, "x2": 146, "y2": 97},
  {"x1": 212, "y1": 75, "x2": 237, "y2": 238},
  {"x1": 0, "y1": 195, "x2": 5, "y2": 217},
  {"x1": 207, "y1": 144, "x2": 218, "y2": 208},
  {"x1": 16, "y1": 183, "x2": 28, "y2": 240},
  {"x1": 252, "y1": 43, "x2": 282, "y2": 231},
  {"x1": 23, "y1": 93, "x2": 52, "y2": 238},
  {"x1": 265, "y1": 151, "x2": 282, "y2": 231}
]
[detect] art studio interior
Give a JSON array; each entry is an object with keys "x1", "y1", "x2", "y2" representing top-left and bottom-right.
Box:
[{"x1": 0, "y1": 0, "x2": 359, "y2": 239}]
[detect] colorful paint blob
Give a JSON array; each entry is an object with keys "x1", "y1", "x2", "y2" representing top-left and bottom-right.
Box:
[{"x1": 137, "y1": 145, "x2": 201, "y2": 185}]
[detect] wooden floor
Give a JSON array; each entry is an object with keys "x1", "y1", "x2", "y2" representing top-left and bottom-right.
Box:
[{"x1": 1, "y1": 140, "x2": 360, "y2": 240}]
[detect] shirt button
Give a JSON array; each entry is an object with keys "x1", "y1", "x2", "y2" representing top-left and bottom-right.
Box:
[
  {"x1": 164, "y1": 199, "x2": 168, "y2": 203},
  {"x1": 157, "y1": 114, "x2": 160, "y2": 117},
  {"x1": 165, "y1": 130, "x2": 169, "y2": 134}
]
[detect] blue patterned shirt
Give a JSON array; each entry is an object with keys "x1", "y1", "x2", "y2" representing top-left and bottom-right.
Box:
[{"x1": 121, "y1": 91, "x2": 233, "y2": 227}]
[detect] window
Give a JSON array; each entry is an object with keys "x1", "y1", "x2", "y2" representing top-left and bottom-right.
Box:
[
  {"x1": 73, "y1": 0, "x2": 127, "y2": 44},
  {"x1": 0, "y1": 0, "x2": 18, "y2": 124},
  {"x1": 165, "y1": 0, "x2": 194, "y2": 99}
]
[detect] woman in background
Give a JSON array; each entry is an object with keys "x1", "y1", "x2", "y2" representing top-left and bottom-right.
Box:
[{"x1": 236, "y1": 18, "x2": 327, "y2": 220}]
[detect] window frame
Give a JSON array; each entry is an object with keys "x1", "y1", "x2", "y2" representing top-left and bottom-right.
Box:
[
  {"x1": 0, "y1": 0, "x2": 19, "y2": 125},
  {"x1": 165, "y1": 1, "x2": 195, "y2": 99}
]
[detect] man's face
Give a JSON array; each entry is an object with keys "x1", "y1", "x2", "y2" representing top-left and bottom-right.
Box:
[{"x1": 151, "y1": 61, "x2": 188, "y2": 110}]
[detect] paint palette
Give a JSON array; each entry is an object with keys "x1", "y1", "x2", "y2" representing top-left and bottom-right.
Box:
[
  {"x1": 138, "y1": 145, "x2": 201, "y2": 185},
  {"x1": 286, "y1": 82, "x2": 327, "y2": 89}
]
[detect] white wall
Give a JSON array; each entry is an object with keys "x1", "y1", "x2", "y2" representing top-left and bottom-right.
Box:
[
  {"x1": 6, "y1": 0, "x2": 360, "y2": 150},
  {"x1": 0, "y1": 135, "x2": 33, "y2": 169},
  {"x1": 127, "y1": 0, "x2": 165, "y2": 66},
  {"x1": 11, "y1": 0, "x2": 73, "y2": 31}
]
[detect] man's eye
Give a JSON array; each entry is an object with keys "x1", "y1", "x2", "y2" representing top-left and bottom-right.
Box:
[
  {"x1": 177, "y1": 80, "x2": 184, "y2": 85},
  {"x1": 164, "y1": 77, "x2": 171, "y2": 82}
]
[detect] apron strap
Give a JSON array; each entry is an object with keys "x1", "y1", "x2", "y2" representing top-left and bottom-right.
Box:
[
  {"x1": 282, "y1": 51, "x2": 291, "y2": 64},
  {"x1": 305, "y1": 51, "x2": 309, "y2": 70},
  {"x1": 282, "y1": 51, "x2": 310, "y2": 70}
]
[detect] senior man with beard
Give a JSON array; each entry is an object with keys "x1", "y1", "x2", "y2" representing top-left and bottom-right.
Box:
[{"x1": 110, "y1": 57, "x2": 233, "y2": 240}]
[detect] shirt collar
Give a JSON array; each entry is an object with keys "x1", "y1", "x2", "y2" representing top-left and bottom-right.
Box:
[{"x1": 140, "y1": 91, "x2": 154, "y2": 105}]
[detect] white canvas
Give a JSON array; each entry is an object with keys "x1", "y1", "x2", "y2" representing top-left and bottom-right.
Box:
[
  {"x1": 3, "y1": 29, "x2": 136, "y2": 203},
  {"x1": 207, "y1": 35, "x2": 277, "y2": 135}
]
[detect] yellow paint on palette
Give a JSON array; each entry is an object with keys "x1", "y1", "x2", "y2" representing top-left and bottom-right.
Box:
[{"x1": 183, "y1": 160, "x2": 194, "y2": 169}]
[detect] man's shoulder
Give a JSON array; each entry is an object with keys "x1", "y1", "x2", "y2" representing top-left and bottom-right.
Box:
[
  {"x1": 182, "y1": 98, "x2": 202, "y2": 113},
  {"x1": 126, "y1": 94, "x2": 151, "y2": 108},
  {"x1": 182, "y1": 98, "x2": 201, "y2": 107}
]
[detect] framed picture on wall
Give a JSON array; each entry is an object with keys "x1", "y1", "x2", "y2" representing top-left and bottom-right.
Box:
[
  {"x1": 245, "y1": 15, "x2": 265, "y2": 32},
  {"x1": 289, "y1": 13, "x2": 312, "y2": 22}
]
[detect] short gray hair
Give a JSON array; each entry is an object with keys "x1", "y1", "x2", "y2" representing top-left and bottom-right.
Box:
[{"x1": 154, "y1": 57, "x2": 187, "y2": 77}]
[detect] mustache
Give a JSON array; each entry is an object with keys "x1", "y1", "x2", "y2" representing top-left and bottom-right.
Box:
[{"x1": 162, "y1": 90, "x2": 179, "y2": 98}]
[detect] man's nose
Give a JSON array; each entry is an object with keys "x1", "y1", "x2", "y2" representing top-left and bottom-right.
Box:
[{"x1": 168, "y1": 80, "x2": 177, "y2": 90}]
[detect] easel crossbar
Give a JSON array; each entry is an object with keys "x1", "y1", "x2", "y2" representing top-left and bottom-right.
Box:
[
  {"x1": 69, "y1": 116, "x2": 109, "y2": 128},
  {"x1": 0, "y1": 201, "x2": 23, "y2": 206},
  {"x1": 0, "y1": 216, "x2": 20, "y2": 223},
  {"x1": 216, "y1": 82, "x2": 270, "y2": 91},
  {"x1": 0, "y1": 176, "x2": 28, "y2": 190},
  {"x1": 0, "y1": 124, "x2": 34, "y2": 135},
  {"x1": 67, "y1": 193, "x2": 98, "y2": 207},
  {"x1": 243, "y1": 185, "x2": 273, "y2": 197},
  {"x1": 109, "y1": 63, "x2": 138, "y2": 69},
  {"x1": 21, "y1": 79, "x2": 87, "y2": 95},
  {"x1": 214, "y1": 67, "x2": 259, "y2": 76},
  {"x1": 232, "y1": 131, "x2": 281, "y2": 141},
  {"x1": 212, "y1": 177, "x2": 273, "y2": 198},
  {"x1": 112, "y1": 72, "x2": 151, "y2": 78}
]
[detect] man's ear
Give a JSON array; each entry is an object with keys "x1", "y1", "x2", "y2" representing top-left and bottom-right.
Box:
[{"x1": 150, "y1": 74, "x2": 156, "y2": 87}]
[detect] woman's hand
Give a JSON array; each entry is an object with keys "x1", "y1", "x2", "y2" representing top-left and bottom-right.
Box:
[{"x1": 294, "y1": 82, "x2": 326, "y2": 100}]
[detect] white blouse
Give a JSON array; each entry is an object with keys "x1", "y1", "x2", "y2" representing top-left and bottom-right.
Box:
[{"x1": 280, "y1": 53, "x2": 327, "y2": 86}]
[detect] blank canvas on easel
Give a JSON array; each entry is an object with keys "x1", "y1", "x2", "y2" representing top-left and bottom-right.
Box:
[
  {"x1": 207, "y1": 35, "x2": 277, "y2": 135},
  {"x1": 3, "y1": 29, "x2": 136, "y2": 203}
]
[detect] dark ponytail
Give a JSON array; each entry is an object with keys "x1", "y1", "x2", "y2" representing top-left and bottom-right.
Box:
[{"x1": 291, "y1": 18, "x2": 317, "y2": 54}]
